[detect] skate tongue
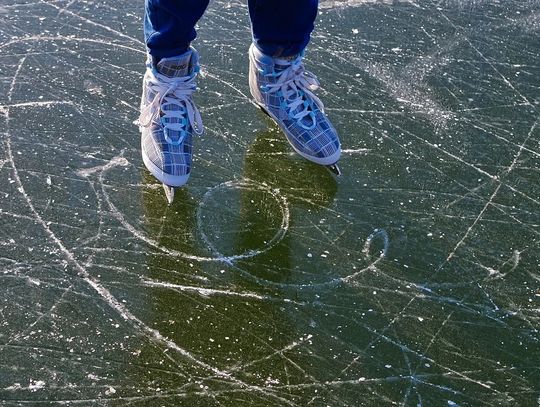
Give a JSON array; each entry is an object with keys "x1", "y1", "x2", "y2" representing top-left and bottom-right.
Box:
[
  {"x1": 276, "y1": 55, "x2": 316, "y2": 128},
  {"x1": 274, "y1": 54, "x2": 299, "y2": 63},
  {"x1": 157, "y1": 50, "x2": 196, "y2": 78},
  {"x1": 273, "y1": 54, "x2": 301, "y2": 72}
]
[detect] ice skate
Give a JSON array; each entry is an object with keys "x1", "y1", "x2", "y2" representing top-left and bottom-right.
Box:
[
  {"x1": 248, "y1": 44, "x2": 341, "y2": 174},
  {"x1": 137, "y1": 47, "x2": 203, "y2": 203}
]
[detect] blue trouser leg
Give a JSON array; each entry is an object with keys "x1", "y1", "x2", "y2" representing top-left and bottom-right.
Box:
[
  {"x1": 248, "y1": 0, "x2": 319, "y2": 57},
  {"x1": 144, "y1": 0, "x2": 318, "y2": 61},
  {"x1": 144, "y1": 0, "x2": 210, "y2": 62}
]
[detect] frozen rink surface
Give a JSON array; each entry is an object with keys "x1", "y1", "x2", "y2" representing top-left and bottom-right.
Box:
[{"x1": 1, "y1": 0, "x2": 539, "y2": 405}]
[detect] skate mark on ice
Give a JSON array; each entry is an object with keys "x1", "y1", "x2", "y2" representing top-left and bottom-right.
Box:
[
  {"x1": 97, "y1": 160, "x2": 291, "y2": 263},
  {"x1": 3, "y1": 55, "x2": 300, "y2": 405}
]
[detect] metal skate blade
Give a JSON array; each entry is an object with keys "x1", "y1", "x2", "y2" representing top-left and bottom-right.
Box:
[
  {"x1": 327, "y1": 163, "x2": 342, "y2": 176},
  {"x1": 255, "y1": 102, "x2": 270, "y2": 117},
  {"x1": 162, "y1": 184, "x2": 175, "y2": 204}
]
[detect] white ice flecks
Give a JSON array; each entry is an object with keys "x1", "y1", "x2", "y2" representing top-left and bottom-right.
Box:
[
  {"x1": 28, "y1": 380, "x2": 45, "y2": 392},
  {"x1": 219, "y1": 227, "x2": 390, "y2": 289},
  {"x1": 196, "y1": 179, "x2": 290, "y2": 263},
  {"x1": 5, "y1": 381, "x2": 45, "y2": 392},
  {"x1": 0, "y1": 100, "x2": 76, "y2": 110},
  {"x1": 319, "y1": 0, "x2": 418, "y2": 9},
  {"x1": 445, "y1": 184, "x2": 502, "y2": 263},
  {"x1": 342, "y1": 228, "x2": 389, "y2": 283},
  {"x1": 142, "y1": 279, "x2": 268, "y2": 300},
  {"x1": 77, "y1": 155, "x2": 129, "y2": 178},
  {"x1": 477, "y1": 249, "x2": 522, "y2": 280},
  {"x1": 445, "y1": 119, "x2": 539, "y2": 264},
  {"x1": 99, "y1": 166, "x2": 291, "y2": 263},
  {"x1": 341, "y1": 148, "x2": 371, "y2": 154},
  {"x1": 3, "y1": 52, "x2": 295, "y2": 405}
]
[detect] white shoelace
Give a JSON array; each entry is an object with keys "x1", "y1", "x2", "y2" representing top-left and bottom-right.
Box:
[
  {"x1": 138, "y1": 69, "x2": 203, "y2": 145},
  {"x1": 263, "y1": 58, "x2": 324, "y2": 130}
]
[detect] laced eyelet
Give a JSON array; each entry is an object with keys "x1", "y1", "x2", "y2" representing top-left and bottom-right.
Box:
[{"x1": 164, "y1": 129, "x2": 185, "y2": 146}]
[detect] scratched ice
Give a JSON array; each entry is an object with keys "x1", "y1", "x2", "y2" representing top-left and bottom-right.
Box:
[{"x1": 0, "y1": 0, "x2": 539, "y2": 405}]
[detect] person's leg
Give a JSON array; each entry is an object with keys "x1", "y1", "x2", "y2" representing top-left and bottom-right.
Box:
[
  {"x1": 248, "y1": 0, "x2": 318, "y2": 57},
  {"x1": 247, "y1": 0, "x2": 341, "y2": 172},
  {"x1": 140, "y1": 0, "x2": 209, "y2": 202},
  {"x1": 144, "y1": 0, "x2": 210, "y2": 63}
]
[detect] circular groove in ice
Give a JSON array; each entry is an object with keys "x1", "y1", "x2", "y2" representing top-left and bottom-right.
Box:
[{"x1": 100, "y1": 158, "x2": 290, "y2": 263}]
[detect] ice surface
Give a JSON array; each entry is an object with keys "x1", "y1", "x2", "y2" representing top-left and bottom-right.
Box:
[{"x1": 0, "y1": 0, "x2": 539, "y2": 405}]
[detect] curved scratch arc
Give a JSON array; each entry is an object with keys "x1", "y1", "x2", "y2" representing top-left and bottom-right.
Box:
[{"x1": 3, "y1": 54, "x2": 235, "y2": 386}]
